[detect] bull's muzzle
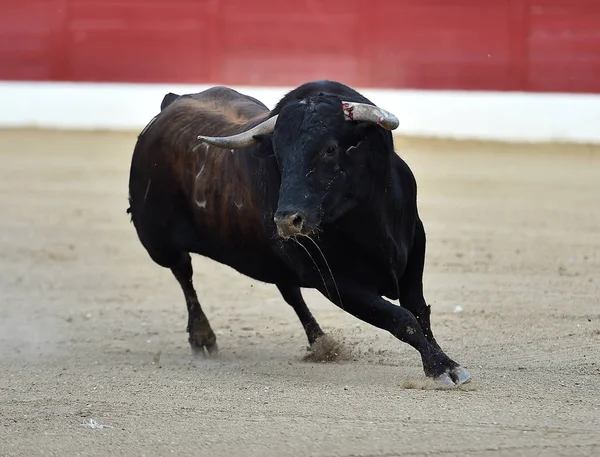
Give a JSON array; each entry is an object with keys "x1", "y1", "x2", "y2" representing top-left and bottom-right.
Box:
[{"x1": 273, "y1": 210, "x2": 307, "y2": 238}]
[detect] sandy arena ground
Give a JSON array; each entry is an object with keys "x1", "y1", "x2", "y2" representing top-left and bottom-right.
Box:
[{"x1": 0, "y1": 129, "x2": 599, "y2": 457}]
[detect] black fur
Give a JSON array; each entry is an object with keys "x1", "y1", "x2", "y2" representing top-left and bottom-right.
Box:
[{"x1": 127, "y1": 80, "x2": 468, "y2": 382}]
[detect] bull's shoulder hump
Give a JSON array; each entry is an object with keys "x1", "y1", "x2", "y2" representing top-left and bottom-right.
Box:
[
  {"x1": 186, "y1": 86, "x2": 268, "y2": 110},
  {"x1": 389, "y1": 153, "x2": 418, "y2": 201},
  {"x1": 168, "y1": 87, "x2": 269, "y2": 123},
  {"x1": 391, "y1": 153, "x2": 416, "y2": 181}
]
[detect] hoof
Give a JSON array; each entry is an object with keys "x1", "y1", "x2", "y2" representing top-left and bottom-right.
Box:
[
  {"x1": 435, "y1": 366, "x2": 471, "y2": 387},
  {"x1": 436, "y1": 373, "x2": 456, "y2": 387},
  {"x1": 455, "y1": 366, "x2": 471, "y2": 384},
  {"x1": 206, "y1": 341, "x2": 219, "y2": 356},
  {"x1": 190, "y1": 341, "x2": 219, "y2": 359}
]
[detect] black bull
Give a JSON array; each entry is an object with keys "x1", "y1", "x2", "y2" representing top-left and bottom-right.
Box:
[{"x1": 127, "y1": 80, "x2": 470, "y2": 387}]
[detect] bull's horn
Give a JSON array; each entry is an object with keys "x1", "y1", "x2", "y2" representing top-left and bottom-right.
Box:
[
  {"x1": 196, "y1": 115, "x2": 278, "y2": 149},
  {"x1": 341, "y1": 101, "x2": 399, "y2": 130}
]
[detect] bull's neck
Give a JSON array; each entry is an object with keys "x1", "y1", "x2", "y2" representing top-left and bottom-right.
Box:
[
  {"x1": 366, "y1": 154, "x2": 397, "y2": 217},
  {"x1": 341, "y1": 155, "x2": 397, "y2": 241}
]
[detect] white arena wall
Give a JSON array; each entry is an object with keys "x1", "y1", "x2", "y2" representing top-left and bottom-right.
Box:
[{"x1": 3, "y1": 81, "x2": 600, "y2": 144}]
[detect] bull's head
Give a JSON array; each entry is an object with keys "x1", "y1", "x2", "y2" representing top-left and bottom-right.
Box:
[{"x1": 196, "y1": 95, "x2": 399, "y2": 239}]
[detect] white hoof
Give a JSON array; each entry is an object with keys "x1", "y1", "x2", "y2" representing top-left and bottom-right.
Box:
[
  {"x1": 435, "y1": 366, "x2": 471, "y2": 387},
  {"x1": 455, "y1": 366, "x2": 471, "y2": 385},
  {"x1": 436, "y1": 373, "x2": 456, "y2": 387}
]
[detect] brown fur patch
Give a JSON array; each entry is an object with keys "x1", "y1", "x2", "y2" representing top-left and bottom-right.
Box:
[
  {"x1": 137, "y1": 88, "x2": 271, "y2": 244},
  {"x1": 191, "y1": 146, "x2": 263, "y2": 240}
]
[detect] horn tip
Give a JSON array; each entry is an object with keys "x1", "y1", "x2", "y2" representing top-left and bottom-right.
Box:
[{"x1": 381, "y1": 115, "x2": 400, "y2": 130}]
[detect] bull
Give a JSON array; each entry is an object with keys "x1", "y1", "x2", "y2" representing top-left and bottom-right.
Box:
[{"x1": 127, "y1": 80, "x2": 470, "y2": 386}]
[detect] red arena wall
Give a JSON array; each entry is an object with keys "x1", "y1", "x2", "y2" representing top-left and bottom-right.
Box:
[{"x1": 2, "y1": 0, "x2": 599, "y2": 93}]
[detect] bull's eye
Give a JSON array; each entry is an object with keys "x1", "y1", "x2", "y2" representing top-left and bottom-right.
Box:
[{"x1": 323, "y1": 146, "x2": 338, "y2": 158}]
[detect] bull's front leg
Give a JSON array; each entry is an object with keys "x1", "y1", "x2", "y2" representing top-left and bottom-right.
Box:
[{"x1": 323, "y1": 280, "x2": 470, "y2": 387}]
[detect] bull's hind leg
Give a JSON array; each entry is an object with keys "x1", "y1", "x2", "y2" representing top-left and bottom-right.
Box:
[
  {"x1": 171, "y1": 253, "x2": 218, "y2": 357},
  {"x1": 276, "y1": 284, "x2": 324, "y2": 346}
]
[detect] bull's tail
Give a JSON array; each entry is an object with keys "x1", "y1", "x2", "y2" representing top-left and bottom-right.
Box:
[{"x1": 161, "y1": 92, "x2": 180, "y2": 111}]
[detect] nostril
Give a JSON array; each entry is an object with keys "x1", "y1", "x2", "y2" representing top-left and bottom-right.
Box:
[
  {"x1": 274, "y1": 210, "x2": 308, "y2": 235},
  {"x1": 291, "y1": 213, "x2": 304, "y2": 230}
]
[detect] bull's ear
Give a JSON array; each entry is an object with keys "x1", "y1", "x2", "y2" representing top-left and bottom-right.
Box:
[
  {"x1": 250, "y1": 134, "x2": 274, "y2": 160},
  {"x1": 356, "y1": 121, "x2": 376, "y2": 134},
  {"x1": 252, "y1": 133, "x2": 273, "y2": 143}
]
